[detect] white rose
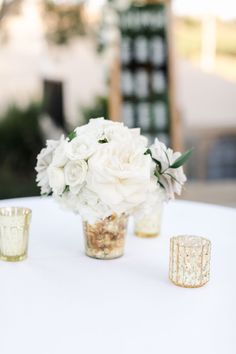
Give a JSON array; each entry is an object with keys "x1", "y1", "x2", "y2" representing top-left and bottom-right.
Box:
[
  {"x1": 130, "y1": 128, "x2": 148, "y2": 148},
  {"x1": 55, "y1": 191, "x2": 80, "y2": 213},
  {"x1": 35, "y1": 139, "x2": 59, "y2": 194},
  {"x1": 47, "y1": 165, "x2": 65, "y2": 195},
  {"x1": 52, "y1": 135, "x2": 68, "y2": 167},
  {"x1": 103, "y1": 124, "x2": 148, "y2": 148},
  {"x1": 54, "y1": 186, "x2": 110, "y2": 223},
  {"x1": 150, "y1": 138, "x2": 187, "y2": 199},
  {"x1": 64, "y1": 160, "x2": 88, "y2": 194},
  {"x1": 159, "y1": 165, "x2": 187, "y2": 199},
  {"x1": 150, "y1": 138, "x2": 170, "y2": 171},
  {"x1": 75, "y1": 118, "x2": 126, "y2": 143},
  {"x1": 86, "y1": 141, "x2": 151, "y2": 215},
  {"x1": 87, "y1": 117, "x2": 115, "y2": 132},
  {"x1": 77, "y1": 187, "x2": 112, "y2": 223},
  {"x1": 74, "y1": 118, "x2": 145, "y2": 147},
  {"x1": 66, "y1": 135, "x2": 97, "y2": 160},
  {"x1": 75, "y1": 118, "x2": 112, "y2": 140}
]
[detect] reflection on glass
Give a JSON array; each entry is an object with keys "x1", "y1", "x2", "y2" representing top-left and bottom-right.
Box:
[
  {"x1": 153, "y1": 102, "x2": 167, "y2": 130},
  {"x1": 152, "y1": 71, "x2": 166, "y2": 94},
  {"x1": 134, "y1": 70, "x2": 149, "y2": 98},
  {"x1": 121, "y1": 37, "x2": 132, "y2": 64},
  {"x1": 134, "y1": 36, "x2": 148, "y2": 63},
  {"x1": 122, "y1": 102, "x2": 134, "y2": 128},
  {"x1": 137, "y1": 102, "x2": 150, "y2": 130},
  {"x1": 150, "y1": 37, "x2": 165, "y2": 66},
  {"x1": 121, "y1": 70, "x2": 133, "y2": 96}
]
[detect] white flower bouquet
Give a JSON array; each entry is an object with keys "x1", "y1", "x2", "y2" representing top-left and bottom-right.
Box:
[{"x1": 35, "y1": 118, "x2": 192, "y2": 223}]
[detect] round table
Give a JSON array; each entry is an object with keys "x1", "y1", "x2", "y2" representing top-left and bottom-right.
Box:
[{"x1": 0, "y1": 197, "x2": 235, "y2": 354}]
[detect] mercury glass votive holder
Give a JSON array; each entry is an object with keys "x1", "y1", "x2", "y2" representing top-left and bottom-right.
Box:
[
  {"x1": 0, "y1": 207, "x2": 32, "y2": 261},
  {"x1": 169, "y1": 235, "x2": 211, "y2": 288},
  {"x1": 134, "y1": 201, "x2": 163, "y2": 238},
  {"x1": 83, "y1": 214, "x2": 128, "y2": 260}
]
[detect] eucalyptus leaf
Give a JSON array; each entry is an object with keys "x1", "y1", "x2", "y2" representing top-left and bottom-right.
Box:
[
  {"x1": 67, "y1": 131, "x2": 77, "y2": 142},
  {"x1": 170, "y1": 148, "x2": 193, "y2": 169}
]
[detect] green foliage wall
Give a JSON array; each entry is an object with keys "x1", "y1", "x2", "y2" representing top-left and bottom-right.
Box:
[
  {"x1": 80, "y1": 96, "x2": 108, "y2": 125},
  {"x1": 0, "y1": 103, "x2": 43, "y2": 199}
]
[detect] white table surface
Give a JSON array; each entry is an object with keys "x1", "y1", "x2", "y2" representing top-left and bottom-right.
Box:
[{"x1": 0, "y1": 197, "x2": 235, "y2": 354}]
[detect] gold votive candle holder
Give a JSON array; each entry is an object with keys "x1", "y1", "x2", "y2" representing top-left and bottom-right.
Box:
[
  {"x1": 169, "y1": 235, "x2": 211, "y2": 288},
  {"x1": 83, "y1": 214, "x2": 128, "y2": 260},
  {"x1": 0, "y1": 207, "x2": 32, "y2": 262}
]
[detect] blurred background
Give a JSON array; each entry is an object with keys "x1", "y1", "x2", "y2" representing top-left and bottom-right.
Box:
[{"x1": 0, "y1": 0, "x2": 235, "y2": 206}]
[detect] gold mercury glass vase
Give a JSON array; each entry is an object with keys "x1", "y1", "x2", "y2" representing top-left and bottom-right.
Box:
[
  {"x1": 134, "y1": 201, "x2": 163, "y2": 238},
  {"x1": 83, "y1": 214, "x2": 128, "y2": 259},
  {"x1": 169, "y1": 235, "x2": 211, "y2": 288},
  {"x1": 0, "y1": 207, "x2": 32, "y2": 262}
]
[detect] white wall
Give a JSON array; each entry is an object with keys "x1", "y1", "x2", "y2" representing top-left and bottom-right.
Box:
[
  {"x1": 176, "y1": 59, "x2": 236, "y2": 129},
  {"x1": 0, "y1": 0, "x2": 108, "y2": 126}
]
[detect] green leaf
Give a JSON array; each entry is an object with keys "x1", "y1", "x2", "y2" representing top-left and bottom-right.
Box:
[
  {"x1": 154, "y1": 170, "x2": 159, "y2": 179},
  {"x1": 67, "y1": 131, "x2": 77, "y2": 142},
  {"x1": 153, "y1": 168, "x2": 165, "y2": 189},
  {"x1": 63, "y1": 185, "x2": 70, "y2": 193},
  {"x1": 42, "y1": 191, "x2": 52, "y2": 197},
  {"x1": 170, "y1": 148, "x2": 193, "y2": 169},
  {"x1": 152, "y1": 157, "x2": 162, "y2": 171},
  {"x1": 98, "y1": 138, "x2": 108, "y2": 144},
  {"x1": 145, "y1": 149, "x2": 162, "y2": 171},
  {"x1": 144, "y1": 149, "x2": 152, "y2": 156},
  {"x1": 158, "y1": 181, "x2": 165, "y2": 189}
]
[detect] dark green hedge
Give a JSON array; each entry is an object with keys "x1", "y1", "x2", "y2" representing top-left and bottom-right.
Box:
[{"x1": 0, "y1": 103, "x2": 44, "y2": 199}]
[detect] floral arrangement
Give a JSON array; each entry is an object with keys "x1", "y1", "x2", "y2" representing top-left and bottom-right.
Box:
[{"x1": 35, "y1": 118, "x2": 191, "y2": 222}]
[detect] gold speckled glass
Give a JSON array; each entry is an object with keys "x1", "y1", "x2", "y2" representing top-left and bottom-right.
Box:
[
  {"x1": 169, "y1": 235, "x2": 211, "y2": 288},
  {"x1": 83, "y1": 214, "x2": 128, "y2": 259},
  {"x1": 0, "y1": 207, "x2": 32, "y2": 262},
  {"x1": 134, "y1": 201, "x2": 163, "y2": 238}
]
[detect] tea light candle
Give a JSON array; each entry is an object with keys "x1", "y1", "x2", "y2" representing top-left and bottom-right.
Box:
[
  {"x1": 0, "y1": 207, "x2": 31, "y2": 261},
  {"x1": 169, "y1": 235, "x2": 211, "y2": 288}
]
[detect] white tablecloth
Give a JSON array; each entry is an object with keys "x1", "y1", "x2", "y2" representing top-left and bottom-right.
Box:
[{"x1": 0, "y1": 197, "x2": 235, "y2": 354}]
